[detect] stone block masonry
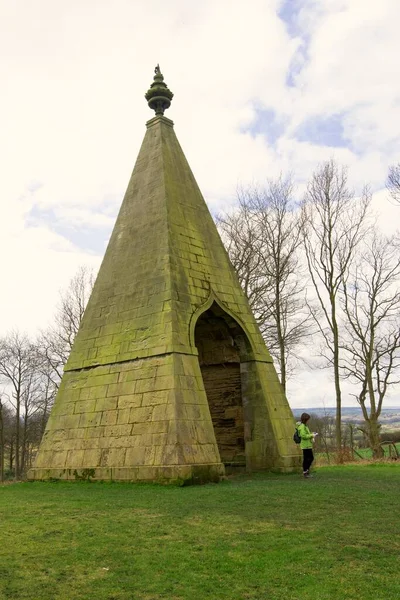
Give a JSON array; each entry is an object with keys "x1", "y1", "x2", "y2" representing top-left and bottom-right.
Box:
[
  {"x1": 32, "y1": 353, "x2": 225, "y2": 482},
  {"x1": 29, "y1": 74, "x2": 300, "y2": 483}
]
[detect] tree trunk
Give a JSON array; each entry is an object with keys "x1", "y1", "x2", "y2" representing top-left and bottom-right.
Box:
[
  {"x1": 349, "y1": 424, "x2": 354, "y2": 459},
  {"x1": 275, "y1": 280, "x2": 286, "y2": 393},
  {"x1": 21, "y1": 414, "x2": 28, "y2": 475},
  {"x1": 332, "y1": 304, "x2": 342, "y2": 453},
  {"x1": 9, "y1": 437, "x2": 14, "y2": 473},
  {"x1": 15, "y1": 402, "x2": 20, "y2": 478},
  {"x1": 368, "y1": 418, "x2": 383, "y2": 458}
]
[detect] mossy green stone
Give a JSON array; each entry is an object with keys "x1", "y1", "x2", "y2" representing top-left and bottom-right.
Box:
[{"x1": 29, "y1": 103, "x2": 300, "y2": 484}]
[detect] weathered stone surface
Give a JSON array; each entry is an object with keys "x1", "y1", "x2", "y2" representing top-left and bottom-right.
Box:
[
  {"x1": 29, "y1": 94, "x2": 300, "y2": 484},
  {"x1": 63, "y1": 116, "x2": 271, "y2": 372}
]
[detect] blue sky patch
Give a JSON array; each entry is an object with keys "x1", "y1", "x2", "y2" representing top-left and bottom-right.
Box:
[
  {"x1": 27, "y1": 205, "x2": 110, "y2": 254},
  {"x1": 278, "y1": 0, "x2": 303, "y2": 38},
  {"x1": 57, "y1": 226, "x2": 109, "y2": 255},
  {"x1": 294, "y1": 113, "x2": 348, "y2": 148},
  {"x1": 243, "y1": 107, "x2": 287, "y2": 146},
  {"x1": 285, "y1": 54, "x2": 305, "y2": 88},
  {"x1": 278, "y1": 1, "x2": 312, "y2": 88}
]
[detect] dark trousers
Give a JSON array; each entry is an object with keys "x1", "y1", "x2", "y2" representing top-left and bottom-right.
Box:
[{"x1": 302, "y1": 448, "x2": 314, "y2": 472}]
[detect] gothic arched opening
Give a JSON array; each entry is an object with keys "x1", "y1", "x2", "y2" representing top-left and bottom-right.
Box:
[{"x1": 194, "y1": 302, "x2": 253, "y2": 470}]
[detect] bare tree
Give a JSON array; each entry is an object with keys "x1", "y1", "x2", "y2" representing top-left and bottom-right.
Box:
[
  {"x1": 341, "y1": 231, "x2": 400, "y2": 457},
  {"x1": 21, "y1": 351, "x2": 58, "y2": 471},
  {"x1": 218, "y1": 176, "x2": 312, "y2": 391},
  {"x1": 36, "y1": 365, "x2": 57, "y2": 439},
  {"x1": 0, "y1": 332, "x2": 59, "y2": 477},
  {"x1": 20, "y1": 356, "x2": 41, "y2": 473},
  {"x1": 40, "y1": 266, "x2": 95, "y2": 387},
  {"x1": 386, "y1": 163, "x2": 400, "y2": 204},
  {"x1": 217, "y1": 200, "x2": 272, "y2": 316},
  {"x1": 0, "y1": 332, "x2": 40, "y2": 477},
  {"x1": 301, "y1": 160, "x2": 371, "y2": 451}
]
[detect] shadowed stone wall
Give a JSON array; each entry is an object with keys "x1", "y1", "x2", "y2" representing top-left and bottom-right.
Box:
[
  {"x1": 195, "y1": 310, "x2": 245, "y2": 464},
  {"x1": 200, "y1": 364, "x2": 244, "y2": 464}
]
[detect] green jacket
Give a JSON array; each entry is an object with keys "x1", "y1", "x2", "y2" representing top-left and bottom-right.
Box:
[{"x1": 298, "y1": 423, "x2": 314, "y2": 450}]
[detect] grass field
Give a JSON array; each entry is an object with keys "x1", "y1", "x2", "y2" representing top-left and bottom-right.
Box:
[
  {"x1": 1, "y1": 464, "x2": 399, "y2": 600},
  {"x1": 356, "y1": 443, "x2": 400, "y2": 459},
  {"x1": 316, "y1": 442, "x2": 400, "y2": 464}
]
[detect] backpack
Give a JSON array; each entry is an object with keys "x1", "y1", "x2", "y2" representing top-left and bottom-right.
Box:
[{"x1": 293, "y1": 427, "x2": 301, "y2": 444}]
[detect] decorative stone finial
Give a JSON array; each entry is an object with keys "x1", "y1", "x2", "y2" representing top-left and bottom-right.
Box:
[{"x1": 145, "y1": 65, "x2": 174, "y2": 116}]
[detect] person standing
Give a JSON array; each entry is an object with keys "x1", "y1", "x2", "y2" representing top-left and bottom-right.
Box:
[{"x1": 298, "y1": 412, "x2": 317, "y2": 478}]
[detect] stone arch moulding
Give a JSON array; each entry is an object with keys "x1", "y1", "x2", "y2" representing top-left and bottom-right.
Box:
[{"x1": 188, "y1": 289, "x2": 256, "y2": 361}]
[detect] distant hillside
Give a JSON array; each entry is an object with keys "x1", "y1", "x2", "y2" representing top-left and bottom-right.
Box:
[{"x1": 292, "y1": 407, "x2": 400, "y2": 431}]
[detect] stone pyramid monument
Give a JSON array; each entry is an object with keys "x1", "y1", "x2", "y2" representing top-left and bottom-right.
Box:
[{"x1": 29, "y1": 66, "x2": 300, "y2": 483}]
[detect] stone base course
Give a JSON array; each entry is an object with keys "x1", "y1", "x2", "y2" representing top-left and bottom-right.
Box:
[{"x1": 28, "y1": 463, "x2": 225, "y2": 485}]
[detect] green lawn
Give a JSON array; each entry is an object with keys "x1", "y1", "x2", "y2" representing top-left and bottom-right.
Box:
[
  {"x1": 1, "y1": 465, "x2": 399, "y2": 600},
  {"x1": 355, "y1": 442, "x2": 400, "y2": 460}
]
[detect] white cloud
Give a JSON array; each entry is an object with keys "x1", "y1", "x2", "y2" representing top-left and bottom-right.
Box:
[
  {"x1": 283, "y1": 1, "x2": 400, "y2": 152},
  {"x1": 370, "y1": 188, "x2": 400, "y2": 235},
  {"x1": 288, "y1": 364, "x2": 400, "y2": 409}
]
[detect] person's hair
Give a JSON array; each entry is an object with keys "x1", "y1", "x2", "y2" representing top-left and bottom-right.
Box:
[{"x1": 300, "y1": 412, "x2": 310, "y2": 424}]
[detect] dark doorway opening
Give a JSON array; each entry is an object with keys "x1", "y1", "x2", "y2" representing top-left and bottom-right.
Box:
[{"x1": 194, "y1": 304, "x2": 248, "y2": 469}]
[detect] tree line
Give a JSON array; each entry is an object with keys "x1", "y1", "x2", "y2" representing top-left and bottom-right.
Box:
[
  {"x1": 218, "y1": 159, "x2": 400, "y2": 458},
  {"x1": 0, "y1": 267, "x2": 94, "y2": 479},
  {"x1": 298, "y1": 411, "x2": 400, "y2": 463}
]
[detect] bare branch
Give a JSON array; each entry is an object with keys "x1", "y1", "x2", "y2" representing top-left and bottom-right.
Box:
[
  {"x1": 386, "y1": 163, "x2": 400, "y2": 204},
  {"x1": 217, "y1": 175, "x2": 314, "y2": 391},
  {"x1": 39, "y1": 266, "x2": 95, "y2": 388}
]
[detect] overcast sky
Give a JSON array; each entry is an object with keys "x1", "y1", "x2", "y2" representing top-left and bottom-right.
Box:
[{"x1": 1, "y1": 0, "x2": 399, "y2": 408}]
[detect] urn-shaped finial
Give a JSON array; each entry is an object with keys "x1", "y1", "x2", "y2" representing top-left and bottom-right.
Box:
[{"x1": 145, "y1": 65, "x2": 174, "y2": 116}]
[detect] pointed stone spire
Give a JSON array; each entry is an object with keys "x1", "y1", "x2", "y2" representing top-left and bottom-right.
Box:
[
  {"x1": 145, "y1": 64, "x2": 174, "y2": 116},
  {"x1": 28, "y1": 70, "x2": 300, "y2": 484}
]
